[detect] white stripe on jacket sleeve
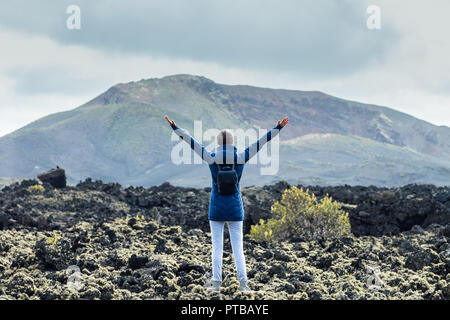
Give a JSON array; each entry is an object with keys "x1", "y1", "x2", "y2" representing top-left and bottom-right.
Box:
[
  {"x1": 237, "y1": 126, "x2": 282, "y2": 164},
  {"x1": 173, "y1": 126, "x2": 215, "y2": 164}
]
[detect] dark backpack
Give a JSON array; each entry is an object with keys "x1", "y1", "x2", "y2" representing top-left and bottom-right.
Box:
[{"x1": 215, "y1": 163, "x2": 238, "y2": 195}]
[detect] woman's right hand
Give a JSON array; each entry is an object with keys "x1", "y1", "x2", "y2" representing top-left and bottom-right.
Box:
[{"x1": 164, "y1": 115, "x2": 176, "y2": 127}]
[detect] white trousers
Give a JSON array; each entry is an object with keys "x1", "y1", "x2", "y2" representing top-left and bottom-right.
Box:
[{"x1": 209, "y1": 220, "x2": 247, "y2": 283}]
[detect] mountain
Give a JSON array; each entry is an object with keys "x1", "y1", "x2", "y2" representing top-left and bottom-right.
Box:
[{"x1": 1, "y1": 74, "x2": 450, "y2": 187}]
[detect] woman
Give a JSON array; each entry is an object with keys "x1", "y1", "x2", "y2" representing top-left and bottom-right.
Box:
[{"x1": 164, "y1": 115, "x2": 289, "y2": 292}]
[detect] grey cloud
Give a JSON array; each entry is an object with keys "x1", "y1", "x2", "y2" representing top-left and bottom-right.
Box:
[
  {"x1": 8, "y1": 67, "x2": 103, "y2": 95},
  {"x1": 0, "y1": 0, "x2": 399, "y2": 78}
]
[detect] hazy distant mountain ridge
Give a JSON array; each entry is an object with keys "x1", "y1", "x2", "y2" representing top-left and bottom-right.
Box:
[{"x1": 0, "y1": 74, "x2": 449, "y2": 187}]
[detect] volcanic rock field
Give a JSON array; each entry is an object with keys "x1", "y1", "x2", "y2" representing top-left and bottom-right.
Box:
[{"x1": 0, "y1": 179, "x2": 449, "y2": 300}]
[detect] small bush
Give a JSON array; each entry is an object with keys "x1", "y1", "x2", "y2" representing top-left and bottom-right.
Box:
[
  {"x1": 250, "y1": 186, "x2": 352, "y2": 242},
  {"x1": 28, "y1": 184, "x2": 45, "y2": 194},
  {"x1": 46, "y1": 230, "x2": 61, "y2": 245}
]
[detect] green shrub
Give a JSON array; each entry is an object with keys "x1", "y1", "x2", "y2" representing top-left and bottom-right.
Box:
[
  {"x1": 28, "y1": 184, "x2": 45, "y2": 194},
  {"x1": 250, "y1": 186, "x2": 352, "y2": 242},
  {"x1": 46, "y1": 230, "x2": 61, "y2": 245}
]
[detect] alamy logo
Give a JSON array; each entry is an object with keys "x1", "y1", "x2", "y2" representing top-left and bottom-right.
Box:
[
  {"x1": 170, "y1": 121, "x2": 280, "y2": 175},
  {"x1": 366, "y1": 263, "x2": 383, "y2": 289},
  {"x1": 366, "y1": 5, "x2": 381, "y2": 30},
  {"x1": 66, "y1": 5, "x2": 81, "y2": 30},
  {"x1": 66, "y1": 265, "x2": 84, "y2": 291}
]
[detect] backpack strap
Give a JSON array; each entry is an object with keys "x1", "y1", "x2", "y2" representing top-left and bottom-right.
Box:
[{"x1": 216, "y1": 162, "x2": 234, "y2": 171}]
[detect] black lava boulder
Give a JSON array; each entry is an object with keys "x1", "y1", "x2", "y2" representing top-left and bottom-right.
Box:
[
  {"x1": 128, "y1": 254, "x2": 149, "y2": 270},
  {"x1": 37, "y1": 167, "x2": 66, "y2": 188}
]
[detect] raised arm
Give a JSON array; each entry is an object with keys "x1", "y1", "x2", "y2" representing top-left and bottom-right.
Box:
[
  {"x1": 165, "y1": 115, "x2": 214, "y2": 164},
  {"x1": 237, "y1": 117, "x2": 289, "y2": 164}
]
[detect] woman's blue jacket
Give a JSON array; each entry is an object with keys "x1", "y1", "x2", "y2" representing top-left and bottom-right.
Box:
[{"x1": 171, "y1": 123, "x2": 283, "y2": 221}]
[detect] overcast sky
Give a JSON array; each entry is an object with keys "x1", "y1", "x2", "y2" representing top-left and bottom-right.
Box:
[{"x1": 0, "y1": 0, "x2": 449, "y2": 137}]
